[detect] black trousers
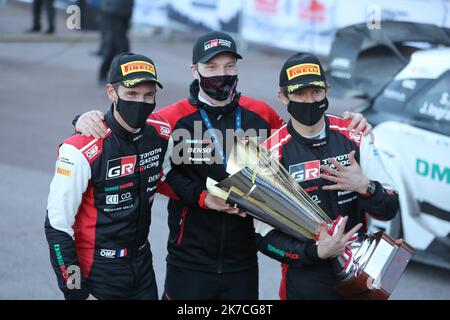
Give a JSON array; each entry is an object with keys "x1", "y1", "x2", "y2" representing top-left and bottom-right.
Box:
[
  {"x1": 163, "y1": 264, "x2": 259, "y2": 300},
  {"x1": 98, "y1": 13, "x2": 131, "y2": 81},
  {"x1": 284, "y1": 263, "x2": 342, "y2": 300},
  {"x1": 87, "y1": 248, "x2": 158, "y2": 300},
  {"x1": 32, "y1": 0, "x2": 55, "y2": 30}
]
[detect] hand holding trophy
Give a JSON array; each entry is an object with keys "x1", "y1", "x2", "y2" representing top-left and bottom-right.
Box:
[{"x1": 207, "y1": 136, "x2": 414, "y2": 299}]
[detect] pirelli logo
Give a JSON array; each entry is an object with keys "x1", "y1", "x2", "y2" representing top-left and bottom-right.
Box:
[
  {"x1": 121, "y1": 61, "x2": 155, "y2": 76},
  {"x1": 56, "y1": 167, "x2": 72, "y2": 176},
  {"x1": 286, "y1": 63, "x2": 320, "y2": 80}
]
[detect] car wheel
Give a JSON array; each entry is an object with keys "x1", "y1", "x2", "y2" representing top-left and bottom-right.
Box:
[{"x1": 367, "y1": 209, "x2": 402, "y2": 239}]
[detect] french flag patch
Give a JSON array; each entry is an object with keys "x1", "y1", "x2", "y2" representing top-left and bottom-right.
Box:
[{"x1": 117, "y1": 249, "x2": 127, "y2": 257}]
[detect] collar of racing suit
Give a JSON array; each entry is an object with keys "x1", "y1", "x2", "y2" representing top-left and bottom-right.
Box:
[
  {"x1": 105, "y1": 105, "x2": 144, "y2": 142},
  {"x1": 188, "y1": 79, "x2": 241, "y2": 115},
  {"x1": 287, "y1": 116, "x2": 331, "y2": 148}
]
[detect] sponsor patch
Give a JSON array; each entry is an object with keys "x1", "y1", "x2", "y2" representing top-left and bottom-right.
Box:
[
  {"x1": 286, "y1": 63, "x2": 320, "y2": 80},
  {"x1": 106, "y1": 156, "x2": 136, "y2": 180},
  {"x1": 289, "y1": 160, "x2": 321, "y2": 182},
  {"x1": 120, "y1": 61, "x2": 155, "y2": 76},
  {"x1": 84, "y1": 144, "x2": 100, "y2": 160},
  {"x1": 123, "y1": 77, "x2": 147, "y2": 87},
  {"x1": 56, "y1": 167, "x2": 72, "y2": 176},
  {"x1": 204, "y1": 38, "x2": 231, "y2": 51}
]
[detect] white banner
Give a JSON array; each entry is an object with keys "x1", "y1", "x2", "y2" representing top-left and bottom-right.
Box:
[
  {"x1": 241, "y1": 0, "x2": 450, "y2": 56},
  {"x1": 168, "y1": 0, "x2": 242, "y2": 33},
  {"x1": 242, "y1": 0, "x2": 338, "y2": 56},
  {"x1": 132, "y1": 0, "x2": 168, "y2": 27}
]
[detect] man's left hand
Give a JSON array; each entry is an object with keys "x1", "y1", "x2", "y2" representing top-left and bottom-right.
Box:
[
  {"x1": 343, "y1": 111, "x2": 373, "y2": 137},
  {"x1": 320, "y1": 150, "x2": 370, "y2": 195}
]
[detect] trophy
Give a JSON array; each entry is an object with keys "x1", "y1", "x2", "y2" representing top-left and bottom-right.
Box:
[{"x1": 207, "y1": 136, "x2": 414, "y2": 300}]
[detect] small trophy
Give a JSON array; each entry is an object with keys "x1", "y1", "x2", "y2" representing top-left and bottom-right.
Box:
[{"x1": 207, "y1": 136, "x2": 413, "y2": 299}]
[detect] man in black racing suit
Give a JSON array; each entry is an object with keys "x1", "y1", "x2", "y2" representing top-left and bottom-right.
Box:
[
  {"x1": 45, "y1": 53, "x2": 171, "y2": 299},
  {"x1": 255, "y1": 52, "x2": 399, "y2": 300}
]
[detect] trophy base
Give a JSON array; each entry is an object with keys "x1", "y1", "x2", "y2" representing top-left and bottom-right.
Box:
[{"x1": 334, "y1": 232, "x2": 414, "y2": 300}]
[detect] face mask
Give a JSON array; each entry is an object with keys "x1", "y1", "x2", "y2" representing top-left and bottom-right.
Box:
[
  {"x1": 197, "y1": 71, "x2": 238, "y2": 101},
  {"x1": 287, "y1": 97, "x2": 328, "y2": 126},
  {"x1": 114, "y1": 92, "x2": 156, "y2": 129}
]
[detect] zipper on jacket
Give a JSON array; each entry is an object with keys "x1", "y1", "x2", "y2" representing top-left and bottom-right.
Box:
[
  {"x1": 177, "y1": 206, "x2": 188, "y2": 245},
  {"x1": 217, "y1": 213, "x2": 226, "y2": 274}
]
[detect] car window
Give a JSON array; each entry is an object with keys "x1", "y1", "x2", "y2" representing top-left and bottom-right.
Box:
[
  {"x1": 404, "y1": 72, "x2": 450, "y2": 135},
  {"x1": 372, "y1": 78, "x2": 429, "y2": 112}
]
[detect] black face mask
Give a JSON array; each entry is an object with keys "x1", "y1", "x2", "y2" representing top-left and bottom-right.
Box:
[
  {"x1": 287, "y1": 97, "x2": 328, "y2": 126},
  {"x1": 114, "y1": 94, "x2": 156, "y2": 129},
  {"x1": 197, "y1": 71, "x2": 238, "y2": 101}
]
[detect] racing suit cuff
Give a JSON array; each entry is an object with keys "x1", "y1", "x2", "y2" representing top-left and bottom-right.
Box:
[
  {"x1": 305, "y1": 243, "x2": 321, "y2": 263},
  {"x1": 198, "y1": 190, "x2": 208, "y2": 209},
  {"x1": 357, "y1": 180, "x2": 381, "y2": 200}
]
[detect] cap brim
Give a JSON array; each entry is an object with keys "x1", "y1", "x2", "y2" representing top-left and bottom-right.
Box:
[
  {"x1": 286, "y1": 80, "x2": 327, "y2": 94},
  {"x1": 120, "y1": 76, "x2": 163, "y2": 89},
  {"x1": 197, "y1": 49, "x2": 243, "y2": 63}
]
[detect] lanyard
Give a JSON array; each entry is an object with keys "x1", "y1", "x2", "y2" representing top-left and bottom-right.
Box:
[{"x1": 199, "y1": 107, "x2": 241, "y2": 167}]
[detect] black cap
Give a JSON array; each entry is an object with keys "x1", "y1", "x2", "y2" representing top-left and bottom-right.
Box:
[
  {"x1": 192, "y1": 31, "x2": 243, "y2": 64},
  {"x1": 279, "y1": 52, "x2": 327, "y2": 94},
  {"x1": 108, "y1": 52, "x2": 163, "y2": 89}
]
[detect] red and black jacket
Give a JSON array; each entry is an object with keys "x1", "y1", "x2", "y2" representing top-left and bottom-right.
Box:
[
  {"x1": 255, "y1": 114, "x2": 399, "y2": 268},
  {"x1": 45, "y1": 108, "x2": 170, "y2": 299},
  {"x1": 156, "y1": 80, "x2": 284, "y2": 273}
]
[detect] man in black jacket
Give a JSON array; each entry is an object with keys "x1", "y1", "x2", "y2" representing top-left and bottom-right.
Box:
[
  {"x1": 256, "y1": 52, "x2": 399, "y2": 300},
  {"x1": 98, "y1": 0, "x2": 134, "y2": 83},
  {"x1": 45, "y1": 52, "x2": 170, "y2": 299}
]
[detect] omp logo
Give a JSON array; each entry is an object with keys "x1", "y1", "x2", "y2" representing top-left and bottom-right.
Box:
[
  {"x1": 106, "y1": 156, "x2": 136, "y2": 179},
  {"x1": 85, "y1": 144, "x2": 99, "y2": 159},
  {"x1": 416, "y1": 159, "x2": 450, "y2": 184},
  {"x1": 286, "y1": 63, "x2": 320, "y2": 80},
  {"x1": 289, "y1": 160, "x2": 321, "y2": 182},
  {"x1": 120, "y1": 61, "x2": 155, "y2": 76},
  {"x1": 100, "y1": 249, "x2": 116, "y2": 258}
]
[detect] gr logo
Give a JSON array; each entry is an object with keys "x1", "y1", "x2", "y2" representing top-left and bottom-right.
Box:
[
  {"x1": 289, "y1": 160, "x2": 321, "y2": 182},
  {"x1": 106, "y1": 155, "x2": 136, "y2": 179}
]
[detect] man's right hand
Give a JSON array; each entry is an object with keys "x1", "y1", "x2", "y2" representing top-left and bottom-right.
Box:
[
  {"x1": 316, "y1": 216, "x2": 362, "y2": 259},
  {"x1": 204, "y1": 192, "x2": 246, "y2": 217},
  {"x1": 75, "y1": 110, "x2": 107, "y2": 139}
]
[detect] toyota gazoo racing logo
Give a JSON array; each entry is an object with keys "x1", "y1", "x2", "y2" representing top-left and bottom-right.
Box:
[
  {"x1": 160, "y1": 126, "x2": 170, "y2": 137},
  {"x1": 349, "y1": 130, "x2": 362, "y2": 143},
  {"x1": 289, "y1": 160, "x2": 321, "y2": 182},
  {"x1": 106, "y1": 155, "x2": 136, "y2": 179},
  {"x1": 204, "y1": 38, "x2": 232, "y2": 51}
]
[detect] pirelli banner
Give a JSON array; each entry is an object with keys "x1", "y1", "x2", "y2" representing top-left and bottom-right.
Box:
[{"x1": 241, "y1": 0, "x2": 450, "y2": 56}]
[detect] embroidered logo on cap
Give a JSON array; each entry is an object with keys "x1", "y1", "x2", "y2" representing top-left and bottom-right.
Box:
[
  {"x1": 204, "y1": 39, "x2": 232, "y2": 51},
  {"x1": 121, "y1": 61, "x2": 155, "y2": 77},
  {"x1": 286, "y1": 63, "x2": 320, "y2": 80}
]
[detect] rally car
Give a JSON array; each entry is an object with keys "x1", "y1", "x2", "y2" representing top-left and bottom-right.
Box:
[{"x1": 326, "y1": 22, "x2": 450, "y2": 269}]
